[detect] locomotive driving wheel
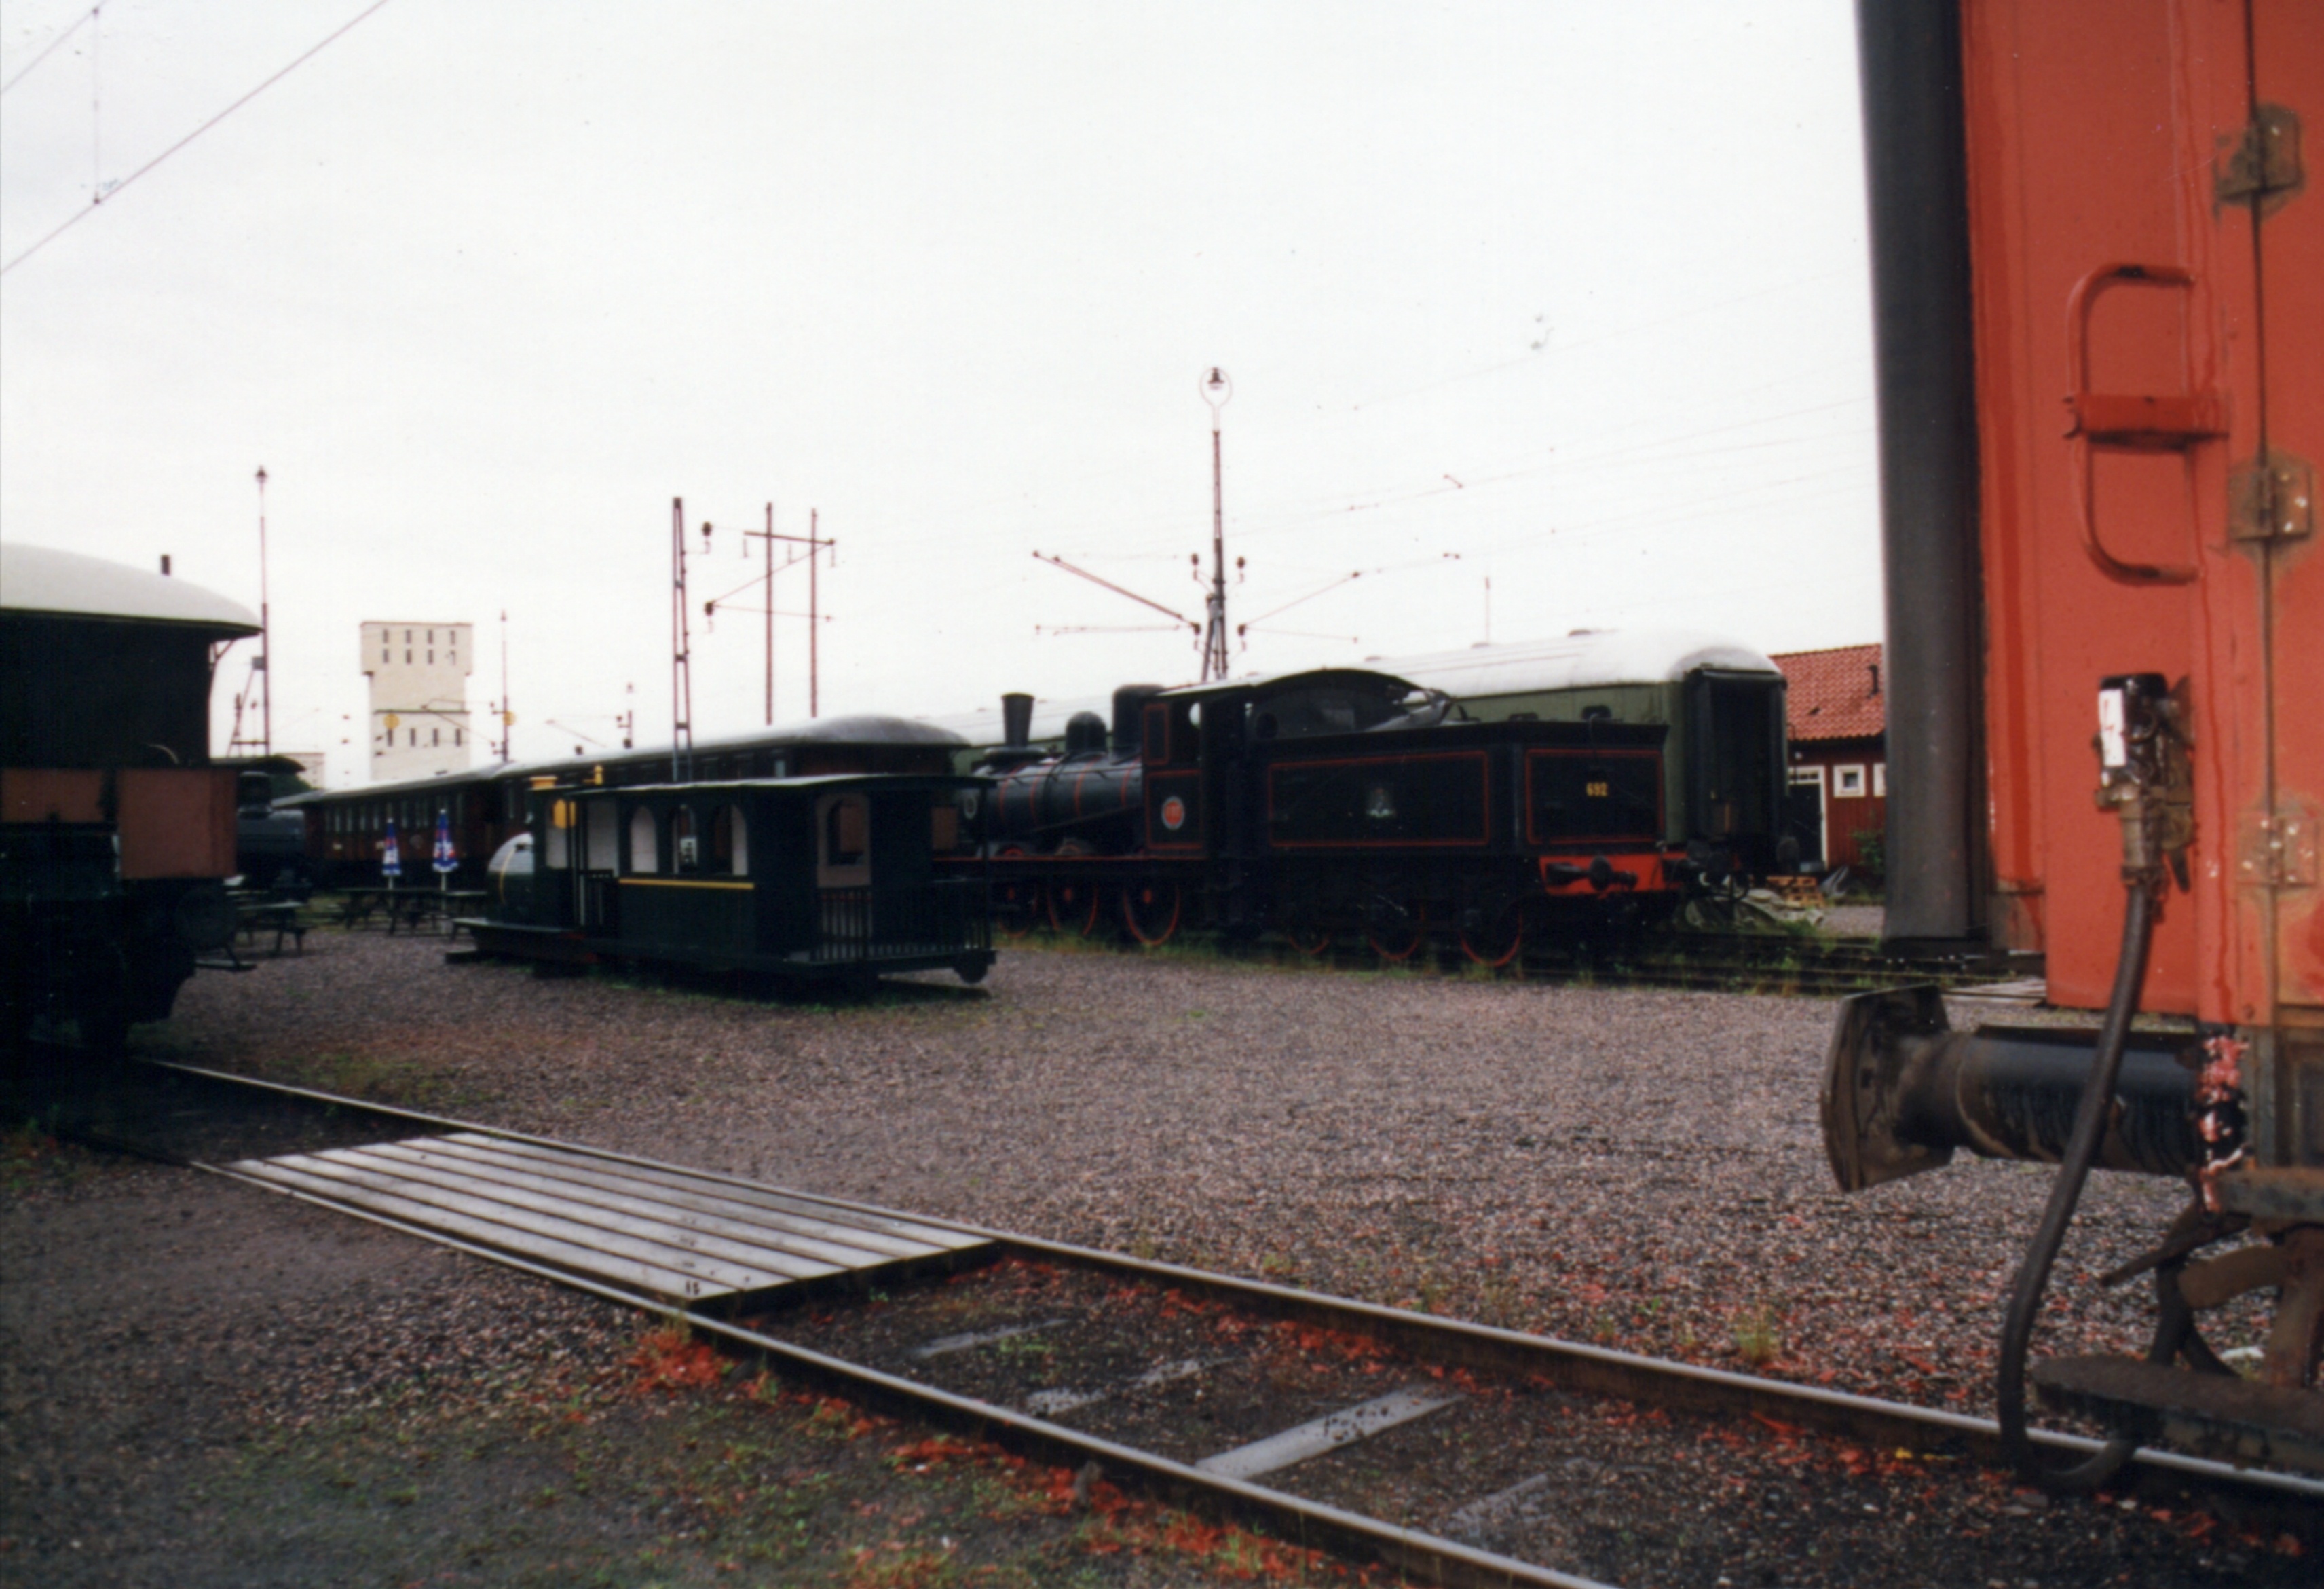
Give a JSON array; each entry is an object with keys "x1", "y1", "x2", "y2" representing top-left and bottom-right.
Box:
[
  {"x1": 1283, "y1": 921, "x2": 1333, "y2": 956},
  {"x1": 1121, "y1": 879, "x2": 1182, "y2": 947},
  {"x1": 1365, "y1": 899, "x2": 1427, "y2": 962},
  {"x1": 1046, "y1": 876, "x2": 1104, "y2": 937},
  {"x1": 990, "y1": 852, "x2": 1041, "y2": 939},
  {"x1": 1457, "y1": 899, "x2": 1526, "y2": 969}
]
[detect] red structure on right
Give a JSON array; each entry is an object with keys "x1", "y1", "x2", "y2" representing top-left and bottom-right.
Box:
[{"x1": 1824, "y1": 0, "x2": 2320, "y2": 1486}]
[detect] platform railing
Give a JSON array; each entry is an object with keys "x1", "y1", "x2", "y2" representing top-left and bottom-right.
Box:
[{"x1": 812, "y1": 879, "x2": 989, "y2": 964}]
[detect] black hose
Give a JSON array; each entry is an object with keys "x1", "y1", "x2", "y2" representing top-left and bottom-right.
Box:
[{"x1": 1995, "y1": 880, "x2": 2156, "y2": 1493}]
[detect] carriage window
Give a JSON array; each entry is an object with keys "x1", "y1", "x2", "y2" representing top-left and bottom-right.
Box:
[
  {"x1": 711, "y1": 805, "x2": 747, "y2": 874},
  {"x1": 629, "y1": 807, "x2": 660, "y2": 873},
  {"x1": 673, "y1": 807, "x2": 701, "y2": 872},
  {"x1": 826, "y1": 798, "x2": 865, "y2": 864},
  {"x1": 816, "y1": 793, "x2": 871, "y2": 888},
  {"x1": 543, "y1": 800, "x2": 573, "y2": 869},
  {"x1": 584, "y1": 800, "x2": 620, "y2": 870}
]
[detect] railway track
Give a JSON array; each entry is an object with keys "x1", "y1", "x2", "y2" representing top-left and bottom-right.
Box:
[
  {"x1": 12, "y1": 1057, "x2": 2309, "y2": 1587},
  {"x1": 1010, "y1": 916, "x2": 2014, "y2": 999}
]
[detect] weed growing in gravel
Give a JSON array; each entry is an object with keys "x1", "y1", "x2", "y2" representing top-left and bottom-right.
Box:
[
  {"x1": 0, "y1": 1121, "x2": 75, "y2": 1195},
  {"x1": 1731, "y1": 1303, "x2": 1784, "y2": 1367},
  {"x1": 280, "y1": 1049, "x2": 473, "y2": 1110}
]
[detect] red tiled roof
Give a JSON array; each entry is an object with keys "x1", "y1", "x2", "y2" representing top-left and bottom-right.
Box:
[{"x1": 1772, "y1": 643, "x2": 1886, "y2": 742}]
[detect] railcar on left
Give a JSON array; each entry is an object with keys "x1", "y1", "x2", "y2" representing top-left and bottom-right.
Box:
[{"x1": 1, "y1": 544, "x2": 259, "y2": 1058}]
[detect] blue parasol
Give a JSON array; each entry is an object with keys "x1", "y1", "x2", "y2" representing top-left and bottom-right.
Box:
[{"x1": 432, "y1": 806, "x2": 458, "y2": 883}]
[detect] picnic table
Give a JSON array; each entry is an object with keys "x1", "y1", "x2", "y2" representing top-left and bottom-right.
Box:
[
  {"x1": 232, "y1": 897, "x2": 307, "y2": 956},
  {"x1": 335, "y1": 887, "x2": 488, "y2": 935}
]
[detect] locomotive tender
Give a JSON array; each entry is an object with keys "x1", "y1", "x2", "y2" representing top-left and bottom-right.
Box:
[
  {"x1": 962, "y1": 666, "x2": 1684, "y2": 961},
  {"x1": 1826, "y1": 0, "x2": 2321, "y2": 1482},
  {"x1": 1, "y1": 544, "x2": 257, "y2": 1055}
]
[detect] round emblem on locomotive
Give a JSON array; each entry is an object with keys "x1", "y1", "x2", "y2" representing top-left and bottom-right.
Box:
[
  {"x1": 1160, "y1": 795, "x2": 1187, "y2": 831},
  {"x1": 960, "y1": 791, "x2": 980, "y2": 819}
]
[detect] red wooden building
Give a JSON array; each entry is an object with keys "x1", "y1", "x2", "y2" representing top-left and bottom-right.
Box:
[{"x1": 1772, "y1": 643, "x2": 1886, "y2": 876}]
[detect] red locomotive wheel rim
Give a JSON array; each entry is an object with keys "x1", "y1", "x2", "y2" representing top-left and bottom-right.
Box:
[
  {"x1": 992, "y1": 872, "x2": 1042, "y2": 938},
  {"x1": 1366, "y1": 902, "x2": 1427, "y2": 962},
  {"x1": 1284, "y1": 924, "x2": 1332, "y2": 956},
  {"x1": 1047, "y1": 880, "x2": 1104, "y2": 937},
  {"x1": 1458, "y1": 904, "x2": 1524, "y2": 969},
  {"x1": 1122, "y1": 880, "x2": 1182, "y2": 948}
]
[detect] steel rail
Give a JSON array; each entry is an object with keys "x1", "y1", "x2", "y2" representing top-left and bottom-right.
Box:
[
  {"x1": 195, "y1": 1160, "x2": 1610, "y2": 1589},
  {"x1": 132, "y1": 1059, "x2": 2324, "y2": 1533}
]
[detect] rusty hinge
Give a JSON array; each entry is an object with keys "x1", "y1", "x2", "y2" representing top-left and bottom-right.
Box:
[
  {"x1": 2238, "y1": 806, "x2": 2319, "y2": 889},
  {"x1": 2230, "y1": 452, "x2": 2317, "y2": 542},
  {"x1": 2217, "y1": 105, "x2": 2304, "y2": 212}
]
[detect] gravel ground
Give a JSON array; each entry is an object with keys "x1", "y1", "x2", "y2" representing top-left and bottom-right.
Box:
[{"x1": 3, "y1": 926, "x2": 2304, "y2": 1586}]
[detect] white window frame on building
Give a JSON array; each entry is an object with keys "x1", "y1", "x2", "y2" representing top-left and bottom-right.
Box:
[
  {"x1": 1835, "y1": 764, "x2": 1868, "y2": 798},
  {"x1": 1873, "y1": 762, "x2": 1887, "y2": 798}
]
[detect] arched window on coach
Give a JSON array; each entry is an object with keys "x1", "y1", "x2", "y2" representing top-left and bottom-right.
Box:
[{"x1": 711, "y1": 804, "x2": 747, "y2": 875}]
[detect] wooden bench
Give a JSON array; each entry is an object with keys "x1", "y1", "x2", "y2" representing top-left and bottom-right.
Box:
[{"x1": 234, "y1": 900, "x2": 307, "y2": 956}]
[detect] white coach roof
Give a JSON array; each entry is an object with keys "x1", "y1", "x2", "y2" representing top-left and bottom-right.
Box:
[
  {"x1": 1, "y1": 542, "x2": 259, "y2": 634},
  {"x1": 1369, "y1": 629, "x2": 1779, "y2": 698}
]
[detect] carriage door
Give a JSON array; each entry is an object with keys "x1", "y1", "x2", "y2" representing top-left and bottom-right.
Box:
[
  {"x1": 816, "y1": 792, "x2": 872, "y2": 950},
  {"x1": 580, "y1": 797, "x2": 620, "y2": 929}
]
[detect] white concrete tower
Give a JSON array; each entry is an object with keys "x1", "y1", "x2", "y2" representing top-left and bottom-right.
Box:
[{"x1": 362, "y1": 621, "x2": 474, "y2": 781}]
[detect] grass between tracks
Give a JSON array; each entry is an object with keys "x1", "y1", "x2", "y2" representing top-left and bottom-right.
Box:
[{"x1": 201, "y1": 1314, "x2": 1401, "y2": 1588}]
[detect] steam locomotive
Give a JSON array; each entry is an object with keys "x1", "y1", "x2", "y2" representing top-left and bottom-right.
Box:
[{"x1": 957, "y1": 662, "x2": 1746, "y2": 960}]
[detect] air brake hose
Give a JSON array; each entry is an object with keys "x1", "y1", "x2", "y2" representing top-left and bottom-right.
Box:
[{"x1": 1994, "y1": 880, "x2": 2158, "y2": 1494}]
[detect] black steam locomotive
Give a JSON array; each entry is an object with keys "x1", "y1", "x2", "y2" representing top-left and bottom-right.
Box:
[{"x1": 958, "y1": 667, "x2": 1706, "y2": 962}]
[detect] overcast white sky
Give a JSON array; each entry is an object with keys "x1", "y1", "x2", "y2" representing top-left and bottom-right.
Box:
[{"x1": 1, "y1": 1, "x2": 1880, "y2": 783}]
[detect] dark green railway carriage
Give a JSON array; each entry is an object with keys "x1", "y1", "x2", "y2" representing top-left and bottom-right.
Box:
[{"x1": 471, "y1": 773, "x2": 993, "y2": 986}]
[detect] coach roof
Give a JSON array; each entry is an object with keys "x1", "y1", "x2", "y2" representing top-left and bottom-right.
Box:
[{"x1": 1, "y1": 542, "x2": 259, "y2": 635}]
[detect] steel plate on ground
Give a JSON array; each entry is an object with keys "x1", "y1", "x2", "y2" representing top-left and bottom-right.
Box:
[{"x1": 223, "y1": 1133, "x2": 990, "y2": 1309}]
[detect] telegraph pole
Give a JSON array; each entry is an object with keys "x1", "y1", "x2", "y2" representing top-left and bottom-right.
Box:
[
  {"x1": 671, "y1": 497, "x2": 694, "y2": 781},
  {"x1": 255, "y1": 465, "x2": 272, "y2": 754},
  {"x1": 809, "y1": 509, "x2": 823, "y2": 717},
  {"x1": 763, "y1": 502, "x2": 774, "y2": 724},
  {"x1": 705, "y1": 506, "x2": 835, "y2": 724},
  {"x1": 1199, "y1": 369, "x2": 1233, "y2": 682},
  {"x1": 498, "y1": 609, "x2": 512, "y2": 762}
]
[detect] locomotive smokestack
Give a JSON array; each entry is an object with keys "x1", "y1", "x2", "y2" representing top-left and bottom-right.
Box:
[
  {"x1": 1112, "y1": 684, "x2": 1163, "y2": 760},
  {"x1": 1001, "y1": 692, "x2": 1034, "y2": 750}
]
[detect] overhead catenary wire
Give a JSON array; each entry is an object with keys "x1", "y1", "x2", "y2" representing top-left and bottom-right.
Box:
[
  {"x1": 1, "y1": 0, "x2": 397, "y2": 278},
  {"x1": 0, "y1": 4, "x2": 95, "y2": 96}
]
